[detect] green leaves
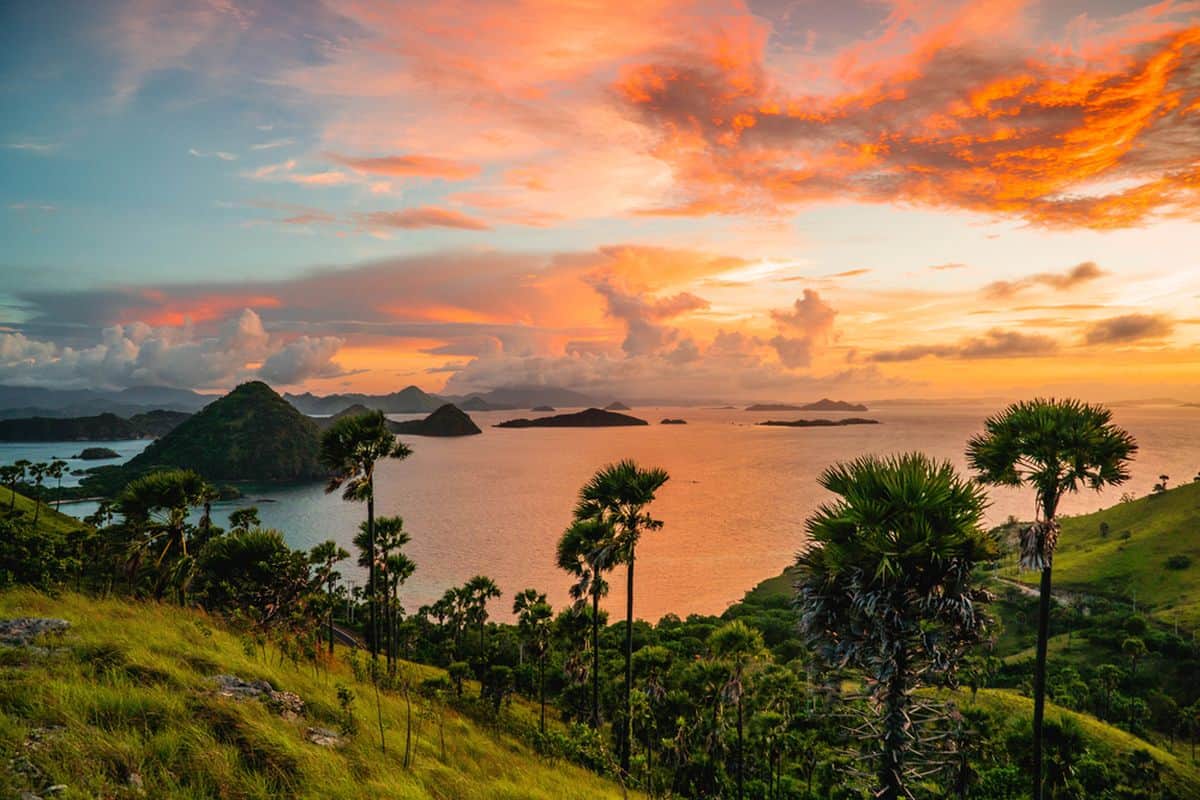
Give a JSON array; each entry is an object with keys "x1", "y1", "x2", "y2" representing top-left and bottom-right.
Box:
[
  {"x1": 966, "y1": 397, "x2": 1137, "y2": 519},
  {"x1": 319, "y1": 410, "x2": 412, "y2": 500}
]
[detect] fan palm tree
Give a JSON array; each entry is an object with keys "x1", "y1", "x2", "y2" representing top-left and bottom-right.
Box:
[
  {"x1": 320, "y1": 411, "x2": 412, "y2": 658},
  {"x1": 574, "y1": 459, "x2": 669, "y2": 772},
  {"x1": 463, "y1": 574, "x2": 502, "y2": 655},
  {"x1": 0, "y1": 464, "x2": 20, "y2": 511},
  {"x1": 310, "y1": 540, "x2": 350, "y2": 654},
  {"x1": 709, "y1": 620, "x2": 767, "y2": 800},
  {"x1": 47, "y1": 459, "x2": 67, "y2": 511},
  {"x1": 796, "y1": 453, "x2": 996, "y2": 800},
  {"x1": 116, "y1": 469, "x2": 212, "y2": 602},
  {"x1": 8, "y1": 459, "x2": 31, "y2": 511},
  {"x1": 557, "y1": 516, "x2": 618, "y2": 728},
  {"x1": 28, "y1": 462, "x2": 49, "y2": 525},
  {"x1": 966, "y1": 398, "x2": 1135, "y2": 800},
  {"x1": 513, "y1": 588, "x2": 554, "y2": 732}
]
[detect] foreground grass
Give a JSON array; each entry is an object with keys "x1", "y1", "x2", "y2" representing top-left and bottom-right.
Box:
[
  {"x1": 0, "y1": 589, "x2": 635, "y2": 800},
  {"x1": 1014, "y1": 480, "x2": 1200, "y2": 629}
]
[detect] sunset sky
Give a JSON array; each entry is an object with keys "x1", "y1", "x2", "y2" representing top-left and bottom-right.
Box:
[{"x1": 2, "y1": 0, "x2": 1198, "y2": 401}]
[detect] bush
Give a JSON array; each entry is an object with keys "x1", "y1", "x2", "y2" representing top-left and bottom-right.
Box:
[{"x1": 1165, "y1": 554, "x2": 1192, "y2": 570}]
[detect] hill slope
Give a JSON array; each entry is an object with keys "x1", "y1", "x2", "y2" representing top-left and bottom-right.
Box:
[
  {"x1": 123, "y1": 382, "x2": 324, "y2": 483},
  {"x1": 0, "y1": 589, "x2": 635, "y2": 800},
  {"x1": 1015, "y1": 480, "x2": 1200, "y2": 628}
]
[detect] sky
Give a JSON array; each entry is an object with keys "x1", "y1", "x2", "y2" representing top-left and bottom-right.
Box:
[{"x1": 1, "y1": 0, "x2": 1198, "y2": 402}]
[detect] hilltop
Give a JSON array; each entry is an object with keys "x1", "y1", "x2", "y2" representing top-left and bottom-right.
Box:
[
  {"x1": 120, "y1": 382, "x2": 324, "y2": 484},
  {"x1": 0, "y1": 589, "x2": 636, "y2": 800},
  {"x1": 391, "y1": 404, "x2": 482, "y2": 437},
  {"x1": 1014, "y1": 479, "x2": 1200, "y2": 628}
]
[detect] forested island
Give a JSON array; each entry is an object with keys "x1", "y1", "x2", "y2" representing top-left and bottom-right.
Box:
[{"x1": 495, "y1": 408, "x2": 648, "y2": 428}]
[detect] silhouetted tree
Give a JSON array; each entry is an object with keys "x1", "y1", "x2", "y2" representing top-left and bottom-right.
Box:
[
  {"x1": 557, "y1": 517, "x2": 617, "y2": 728},
  {"x1": 513, "y1": 588, "x2": 554, "y2": 732}
]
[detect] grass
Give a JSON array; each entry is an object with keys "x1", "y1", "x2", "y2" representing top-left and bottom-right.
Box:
[
  {"x1": 1013, "y1": 480, "x2": 1200, "y2": 629},
  {"x1": 2, "y1": 489, "x2": 87, "y2": 536},
  {"x1": 0, "y1": 589, "x2": 636, "y2": 800}
]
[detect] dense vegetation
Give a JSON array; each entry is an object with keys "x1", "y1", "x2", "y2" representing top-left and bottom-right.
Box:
[
  {"x1": 2, "y1": 399, "x2": 1198, "y2": 799},
  {"x1": 121, "y1": 381, "x2": 324, "y2": 483}
]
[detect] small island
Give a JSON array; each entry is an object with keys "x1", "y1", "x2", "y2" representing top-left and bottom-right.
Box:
[
  {"x1": 605, "y1": 401, "x2": 632, "y2": 411},
  {"x1": 74, "y1": 447, "x2": 122, "y2": 460},
  {"x1": 496, "y1": 408, "x2": 648, "y2": 428},
  {"x1": 746, "y1": 398, "x2": 868, "y2": 412},
  {"x1": 531, "y1": 405, "x2": 556, "y2": 412},
  {"x1": 661, "y1": 418, "x2": 687, "y2": 425},
  {"x1": 757, "y1": 417, "x2": 880, "y2": 428},
  {"x1": 390, "y1": 404, "x2": 482, "y2": 437}
]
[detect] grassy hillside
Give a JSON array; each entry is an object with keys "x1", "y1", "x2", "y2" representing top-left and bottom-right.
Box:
[
  {"x1": 958, "y1": 689, "x2": 1200, "y2": 796},
  {"x1": 0, "y1": 590, "x2": 635, "y2": 800},
  {"x1": 1014, "y1": 480, "x2": 1200, "y2": 628},
  {"x1": 2, "y1": 490, "x2": 87, "y2": 536}
]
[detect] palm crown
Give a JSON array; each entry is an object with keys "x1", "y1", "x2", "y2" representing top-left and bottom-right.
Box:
[{"x1": 320, "y1": 411, "x2": 411, "y2": 501}]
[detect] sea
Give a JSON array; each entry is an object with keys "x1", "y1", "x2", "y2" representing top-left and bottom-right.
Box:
[{"x1": 4, "y1": 402, "x2": 1198, "y2": 621}]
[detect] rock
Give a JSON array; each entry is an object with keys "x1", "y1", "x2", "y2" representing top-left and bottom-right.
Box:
[
  {"x1": 213, "y1": 674, "x2": 274, "y2": 699},
  {"x1": 268, "y1": 690, "x2": 306, "y2": 720},
  {"x1": 306, "y1": 727, "x2": 342, "y2": 747},
  {"x1": 74, "y1": 446, "x2": 121, "y2": 460},
  {"x1": 45, "y1": 787, "x2": 67, "y2": 796},
  {"x1": 127, "y1": 770, "x2": 145, "y2": 792},
  {"x1": 0, "y1": 618, "x2": 70, "y2": 647},
  {"x1": 660, "y1": 418, "x2": 687, "y2": 425},
  {"x1": 213, "y1": 674, "x2": 305, "y2": 718}
]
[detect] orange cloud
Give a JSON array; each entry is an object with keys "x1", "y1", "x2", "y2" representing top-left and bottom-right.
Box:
[
  {"x1": 125, "y1": 293, "x2": 282, "y2": 326},
  {"x1": 324, "y1": 153, "x2": 481, "y2": 180},
  {"x1": 618, "y1": 16, "x2": 1200, "y2": 228}
]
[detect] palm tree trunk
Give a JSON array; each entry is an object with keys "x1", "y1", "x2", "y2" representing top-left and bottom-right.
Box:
[
  {"x1": 592, "y1": 589, "x2": 601, "y2": 728},
  {"x1": 327, "y1": 581, "x2": 336, "y2": 655},
  {"x1": 623, "y1": 548, "x2": 635, "y2": 774},
  {"x1": 32, "y1": 486, "x2": 41, "y2": 525},
  {"x1": 735, "y1": 694, "x2": 744, "y2": 800},
  {"x1": 1032, "y1": 563, "x2": 1053, "y2": 800},
  {"x1": 367, "y1": 488, "x2": 377, "y2": 658},
  {"x1": 880, "y1": 647, "x2": 908, "y2": 800},
  {"x1": 55, "y1": 476, "x2": 62, "y2": 511},
  {"x1": 539, "y1": 652, "x2": 546, "y2": 733}
]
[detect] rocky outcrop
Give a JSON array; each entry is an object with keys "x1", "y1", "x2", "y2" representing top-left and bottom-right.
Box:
[
  {"x1": 0, "y1": 618, "x2": 70, "y2": 647},
  {"x1": 390, "y1": 404, "x2": 482, "y2": 436},
  {"x1": 75, "y1": 447, "x2": 121, "y2": 460}
]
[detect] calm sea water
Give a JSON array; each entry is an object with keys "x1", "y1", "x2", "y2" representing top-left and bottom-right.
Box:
[{"x1": 5, "y1": 403, "x2": 1198, "y2": 621}]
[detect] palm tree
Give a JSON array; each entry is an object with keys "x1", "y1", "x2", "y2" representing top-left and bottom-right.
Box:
[
  {"x1": 377, "y1": 516, "x2": 415, "y2": 667},
  {"x1": 574, "y1": 459, "x2": 669, "y2": 773},
  {"x1": 228, "y1": 506, "x2": 260, "y2": 531},
  {"x1": 47, "y1": 459, "x2": 67, "y2": 511},
  {"x1": 463, "y1": 574, "x2": 501, "y2": 655},
  {"x1": 10, "y1": 459, "x2": 31, "y2": 511},
  {"x1": 2, "y1": 463, "x2": 22, "y2": 511},
  {"x1": 795, "y1": 453, "x2": 996, "y2": 800},
  {"x1": 320, "y1": 410, "x2": 412, "y2": 658},
  {"x1": 967, "y1": 398, "x2": 1135, "y2": 800},
  {"x1": 116, "y1": 469, "x2": 212, "y2": 602},
  {"x1": 557, "y1": 517, "x2": 618, "y2": 728},
  {"x1": 709, "y1": 620, "x2": 767, "y2": 800},
  {"x1": 310, "y1": 540, "x2": 350, "y2": 654},
  {"x1": 513, "y1": 588, "x2": 554, "y2": 732},
  {"x1": 28, "y1": 462, "x2": 48, "y2": 525}
]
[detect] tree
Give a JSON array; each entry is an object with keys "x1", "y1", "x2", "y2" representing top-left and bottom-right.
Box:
[
  {"x1": 47, "y1": 459, "x2": 67, "y2": 511},
  {"x1": 709, "y1": 620, "x2": 767, "y2": 800},
  {"x1": 2, "y1": 463, "x2": 24, "y2": 511},
  {"x1": 513, "y1": 588, "x2": 554, "y2": 732},
  {"x1": 573, "y1": 459, "x2": 669, "y2": 774},
  {"x1": 28, "y1": 462, "x2": 48, "y2": 526},
  {"x1": 228, "y1": 506, "x2": 260, "y2": 531},
  {"x1": 10, "y1": 460, "x2": 31, "y2": 512},
  {"x1": 967, "y1": 398, "x2": 1135, "y2": 800},
  {"x1": 1122, "y1": 637, "x2": 1147, "y2": 676},
  {"x1": 557, "y1": 516, "x2": 618, "y2": 728},
  {"x1": 116, "y1": 469, "x2": 211, "y2": 602},
  {"x1": 310, "y1": 540, "x2": 350, "y2": 654},
  {"x1": 320, "y1": 410, "x2": 411, "y2": 658},
  {"x1": 796, "y1": 453, "x2": 996, "y2": 800},
  {"x1": 463, "y1": 574, "x2": 501, "y2": 656},
  {"x1": 1095, "y1": 663, "x2": 1124, "y2": 720},
  {"x1": 379, "y1": 518, "x2": 416, "y2": 668}
]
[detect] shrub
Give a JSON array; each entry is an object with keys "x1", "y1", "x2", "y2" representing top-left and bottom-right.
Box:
[{"x1": 1165, "y1": 554, "x2": 1192, "y2": 570}]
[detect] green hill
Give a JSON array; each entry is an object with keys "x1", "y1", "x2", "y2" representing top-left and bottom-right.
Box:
[
  {"x1": 1014, "y1": 480, "x2": 1200, "y2": 628},
  {"x1": 2, "y1": 490, "x2": 87, "y2": 537},
  {"x1": 122, "y1": 382, "x2": 324, "y2": 484},
  {"x1": 0, "y1": 589, "x2": 635, "y2": 800}
]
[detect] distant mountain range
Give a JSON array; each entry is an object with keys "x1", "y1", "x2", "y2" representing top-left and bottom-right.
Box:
[
  {"x1": 0, "y1": 385, "x2": 216, "y2": 418},
  {"x1": 745, "y1": 398, "x2": 869, "y2": 412},
  {"x1": 286, "y1": 385, "x2": 599, "y2": 415}
]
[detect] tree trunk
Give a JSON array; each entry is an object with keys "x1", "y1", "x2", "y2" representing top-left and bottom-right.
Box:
[
  {"x1": 880, "y1": 649, "x2": 908, "y2": 800},
  {"x1": 367, "y1": 489, "x2": 377, "y2": 658},
  {"x1": 403, "y1": 683, "x2": 413, "y2": 769},
  {"x1": 55, "y1": 476, "x2": 62, "y2": 511},
  {"x1": 735, "y1": 694, "x2": 744, "y2": 800},
  {"x1": 592, "y1": 589, "x2": 601, "y2": 728},
  {"x1": 327, "y1": 582, "x2": 336, "y2": 655},
  {"x1": 1032, "y1": 563, "x2": 1053, "y2": 800},
  {"x1": 623, "y1": 549, "x2": 635, "y2": 774},
  {"x1": 539, "y1": 652, "x2": 546, "y2": 733}
]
